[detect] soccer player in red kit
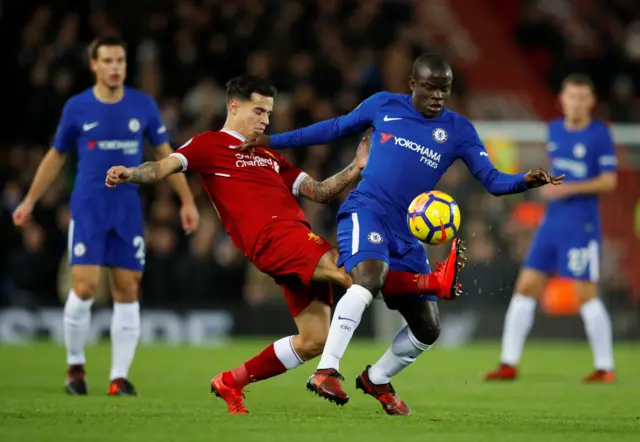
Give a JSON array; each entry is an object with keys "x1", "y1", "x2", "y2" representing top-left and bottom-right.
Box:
[{"x1": 105, "y1": 74, "x2": 464, "y2": 414}]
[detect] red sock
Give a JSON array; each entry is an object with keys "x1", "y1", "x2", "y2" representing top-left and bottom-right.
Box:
[
  {"x1": 222, "y1": 343, "x2": 287, "y2": 389},
  {"x1": 382, "y1": 270, "x2": 440, "y2": 296}
]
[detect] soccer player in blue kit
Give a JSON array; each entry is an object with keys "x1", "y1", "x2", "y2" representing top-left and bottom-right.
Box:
[
  {"x1": 240, "y1": 53, "x2": 563, "y2": 414},
  {"x1": 12, "y1": 36, "x2": 200, "y2": 396},
  {"x1": 485, "y1": 74, "x2": 618, "y2": 383}
]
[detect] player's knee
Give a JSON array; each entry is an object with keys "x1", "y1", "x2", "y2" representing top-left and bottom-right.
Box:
[
  {"x1": 73, "y1": 281, "x2": 98, "y2": 299},
  {"x1": 575, "y1": 281, "x2": 598, "y2": 304},
  {"x1": 352, "y1": 260, "x2": 388, "y2": 294},
  {"x1": 409, "y1": 317, "x2": 441, "y2": 346},
  {"x1": 514, "y1": 269, "x2": 547, "y2": 299},
  {"x1": 295, "y1": 335, "x2": 326, "y2": 361}
]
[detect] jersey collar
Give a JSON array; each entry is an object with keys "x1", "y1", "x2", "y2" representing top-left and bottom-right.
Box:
[{"x1": 221, "y1": 129, "x2": 246, "y2": 147}]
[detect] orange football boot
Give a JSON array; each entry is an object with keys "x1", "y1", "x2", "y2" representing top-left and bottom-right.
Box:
[
  {"x1": 306, "y1": 368, "x2": 349, "y2": 405},
  {"x1": 484, "y1": 363, "x2": 518, "y2": 381},
  {"x1": 210, "y1": 373, "x2": 248, "y2": 414},
  {"x1": 355, "y1": 366, "x2": 410, "y2": 416},
  {"x1": 425, "y1": 238, "x2": 466, "y2": 300},
  {"x1": 583, "y1": 370, "x2": 615, "y2": 383}
]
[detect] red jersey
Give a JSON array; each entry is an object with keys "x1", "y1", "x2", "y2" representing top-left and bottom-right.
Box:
[{"x1": 170, "y1": 129, "x2": 309, "y2": 256}]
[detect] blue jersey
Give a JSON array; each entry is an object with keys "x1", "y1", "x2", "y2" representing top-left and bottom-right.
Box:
[
  {"x1": 270, "y1": 92, "x2": 530, "y2": 305},
  {"x1": 53, "y1": 86, "x2": 169, "y2": 197},
  {"x1": 53, "y1": 87, "x2": 169, "y2": 271},
  {"x1": 546, "y1": 118, "x2": 617, "y2": 222},
  {"x1": 271, "y1": 92, "x2": 529, "y2": 240},
  {"x1": 524, "y1": 119, "x2": 617, "y2": 281}
]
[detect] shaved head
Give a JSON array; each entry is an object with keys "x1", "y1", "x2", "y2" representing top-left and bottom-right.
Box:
[{"x1": 409, "y1": 53, "x2": 453, "y2": 118}]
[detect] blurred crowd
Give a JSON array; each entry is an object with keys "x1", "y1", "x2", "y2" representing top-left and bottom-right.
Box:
[
  {"x1": 0, "y1": 0, "x2": 635, "y2": 311},
  {"x1": 513, "y1": 0, "x2": 640, "y2": 121}
]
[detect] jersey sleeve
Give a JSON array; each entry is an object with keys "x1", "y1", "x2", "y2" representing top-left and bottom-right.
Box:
[
  {"x1": 596, "y1": 125, "x2": 617, "y2": 173},
  {"x1": 456, "y1": 118, "x2": 530, "y2": 196},
  {"x1": 275, "y1": 152, "x2": 308, "y2": 196},
  {"x1": 52, "y1": 99, "x2": 79, "y2": 152},
  {"x1": 169, "y1": 134, "x2": 212, "y2": 173},
  {"x1": 269, "y1": 92, "x2": 383, "y2": 149},
  {"x1": 145, "y1": 97, "x2": 170, "y2": 146}
]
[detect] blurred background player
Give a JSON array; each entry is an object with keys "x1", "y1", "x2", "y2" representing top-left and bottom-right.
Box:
[
  {"x1": 12, "y1": 36, "x2": 200, "y2": 396},
  {"x1": 240, "y1": 53, "x2": 564, "y2": 415},
  {"x1": 105, "y1": 74, "x2": 464, "y2": 414},
  {"x1": 485, "y1": 74, "x2": 618, "y2": 383}
]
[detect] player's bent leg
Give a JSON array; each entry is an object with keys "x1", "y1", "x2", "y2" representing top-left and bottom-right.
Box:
[
  {"x1": 575, "y1": 281, "x2": 615, "y2": 383},
  {"x1": 107, "y1": 268, "x2": 142, "y2": 396},
  {"x1": 382, "y1": 238, "x2": 466, "y2": 300},
  {"x1": 308, "y1": 259, "x2": 386, "y2": 406},
  {"x1": 212, "y1": 289, "x2": 331, "y2": 414},
  {"x1": 65, "y1": 265, "x2": 102, "y2": 395},
  {"x1": 485, "y1": 268, "x2": 548, "y2": 381},
  {"x1": 357, "y1": 300, "x2": 438, "y2": 416},
  {"x1": 311, "y1": 249, "x2": 352, "y2": 288}
]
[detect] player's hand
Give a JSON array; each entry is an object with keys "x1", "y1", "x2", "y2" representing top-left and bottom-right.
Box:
[
  {"x1": 238, "y1": 132, "x2": 270, "y2": 152},
  {"x1": 541, "y1": 182, "x2": 572, "y2": 200},
  {"x1": 12, "y1": 199, "x2": 35, "y2": 227},
  {"x1": 106, "y1": 166, "x2": 133, "y2": 187},
  {"x1": 354, "y1": 136, "x2": 370, "y2": 170},
  {"x1": 180, "y1": 202, "x2": 200, "y2": 235},
  {"x1": 524, "y1": 168, "x2": 565, "y2": 188}
]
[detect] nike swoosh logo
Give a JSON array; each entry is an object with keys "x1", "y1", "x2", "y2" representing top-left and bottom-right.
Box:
[
  {"x1": 383, "y1": 115, "x2": 402, "y2": 122},
  {"x1": 83, "y1": 122, "x2": 99, "y2": 131},
  {"x1": 338, "y1": 316, "x2": 356, "y2": 323}
]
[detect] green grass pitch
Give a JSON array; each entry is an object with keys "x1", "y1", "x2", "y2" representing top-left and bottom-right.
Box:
[{"x1": 1, "y1": 340, "x2": 639, "y2": 441}]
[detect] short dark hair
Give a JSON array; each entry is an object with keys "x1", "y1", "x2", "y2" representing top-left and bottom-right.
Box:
[
  {"x1": 561, "y1": 73, "x2": 595, "y2": 92},
  {"x1": 225, "y1": 74, "x2": 277, "y2": 102},
  {"x1": 88, "y1": 35, "x2": 127, "y2": 60},
  {"x1": 413, "y1": 52, "x2": 451, "y2": 76}
]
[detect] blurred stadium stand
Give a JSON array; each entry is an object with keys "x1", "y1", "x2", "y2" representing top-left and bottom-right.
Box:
[{"x1": 1, "y1": 0, "x2": 639, "y2": 344}]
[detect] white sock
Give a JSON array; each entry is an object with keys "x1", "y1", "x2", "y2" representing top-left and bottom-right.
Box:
[
  {"x1": 64, "y1": 290, "x2": 94, "y2": 365},
  {"x1": 500, "y1": 293, "x2": 537, "y2": 366},
  {"x1": 317, "y1": 284, "x2": 373, "y2": 370},
  {"x1": 109, "y1": 302, "x2": 141, "y2": 381},
  {"x1": 580, "y1": 298, "x2": 614, "y2": 371},
  {"x1": 368, "y1": 326, "x2": 431, "y2": 385},
  {"x1": 274, "y1": 336, "x2": 304, "y2": 369}
]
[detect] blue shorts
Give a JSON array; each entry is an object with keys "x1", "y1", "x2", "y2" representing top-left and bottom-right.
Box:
[
  {"x1": 524, "y1": 219, "x2": 601, "y2": 282},
  {"x1": 68, "y1": 194, "x2": 145, "y2": 271},
  {"x1": 336, "y1": 207, "x2": 438, "y2": 307}
]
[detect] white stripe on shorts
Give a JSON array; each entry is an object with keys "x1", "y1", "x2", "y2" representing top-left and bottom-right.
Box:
[{"x1": 351, "y1": 212, "x2": 360, "y2": 255}]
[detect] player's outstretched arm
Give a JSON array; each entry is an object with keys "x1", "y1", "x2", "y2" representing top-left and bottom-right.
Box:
[
  {"x1": 298, "y1": 136, "x2": 370, "y2": 204},
  {"x1": 13, "y1": 147, "x2": 67, "y2": 227},
  {"x1": 239, "y1": 93, "x2": 382, "y2": 151},
  {"x1": 106, "y1": 156, "x2": 183, "y2": 187}
]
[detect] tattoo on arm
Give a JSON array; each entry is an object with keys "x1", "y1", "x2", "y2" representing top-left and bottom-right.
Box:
[
  {"x1": 300, "y1": 162, "x2": 359, "y2": 203},
  {"x1": 130, "y1": 161, "x2": 160, "y2": 184}
]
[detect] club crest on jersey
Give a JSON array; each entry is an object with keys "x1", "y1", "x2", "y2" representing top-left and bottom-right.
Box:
[
  {"x1": 573, "y1": 143, "x2": 586, "y2": 158},
  {"x1": 367, "y1": 232, "x2": 383, "y2": 244},
  {"x1": 73, "y1": 242, "x2": 86, "y2": 257},
  {"x1": 432, "y1": 128, "x2": 447, "y2": 143},
  {"x1": 128, "y1": 118, "x2": 140, "y2": 133}
]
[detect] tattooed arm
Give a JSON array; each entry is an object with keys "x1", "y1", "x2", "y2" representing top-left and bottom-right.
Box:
[
  {"x1": 105, "y1": 155, "x2": 183, "y2": 187},
  {"x1": 298, "y1": 136, "x2": 370, "y2": 204}
]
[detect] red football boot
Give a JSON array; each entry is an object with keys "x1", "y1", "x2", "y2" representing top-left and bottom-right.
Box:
[
  {"x1": 306, "y1": 369, "x2": 349, "y2": 405},
  {"x1": 355, "y1": 366, "x2": 410, "y2": 416},
  {"x1": 583, "y1": 370, "x2": 615, "y2": 383},
  {"x1": 108, "y1": 378, "x2": 138, "y2": 396},
  {"x1": 66, "y1": 364, "x2": 87, "y2": 395},
  {"x1": 484, "y1": 363, "x2": 518, "y2": 381},
  {"x1": 210, "y1": 373, "x2": 248, "y2": 414},
  {"x1": 425, "y1": 238, "x2": 466, "y2": 300}
]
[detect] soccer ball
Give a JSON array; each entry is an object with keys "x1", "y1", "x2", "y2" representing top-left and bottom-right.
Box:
[{"x1": 407, "y1": 191, "x2": 461, "y2": 245}]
